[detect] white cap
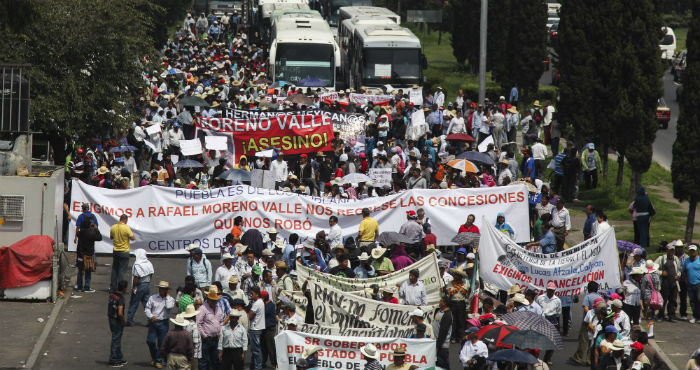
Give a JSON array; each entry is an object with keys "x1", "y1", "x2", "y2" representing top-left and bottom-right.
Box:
[
  {"x1": 689, "y1": 244, "x2": 698, "y2": 251},
  {"x1": 409, "y1": 308, "x2": 424, "y2": 318},
  {"x1": 466, "y1": 253, "x2": 475, "y2": 260}
]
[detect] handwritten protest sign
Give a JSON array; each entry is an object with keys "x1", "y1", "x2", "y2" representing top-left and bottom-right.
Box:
[{"x1": 368, "y1": 168, "x2": 392, "y2": 188}]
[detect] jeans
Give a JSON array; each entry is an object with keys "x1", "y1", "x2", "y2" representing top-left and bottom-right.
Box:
[
  {"x1": 688, "y1": 282, "x2": 700, "y2": 321},
  {"x1": 679, "y1": 279, "x2": 688, "y2": 317},
  {"x1": 111, "y1": 251, "x2": 131, "y2": 292},
  {"x1": 200, "y1": 337, "x2": 219, "y2": 370},
  {"x1": 436, "y1": 347, "x2": 449, "y2": 369},
  {"x1": 109, "y1": 318, "x2": 124, "y2": 364},
  {"x1": 127, "y1": 282, "x2": 150, "y2": 325},
  {"x1": 76, "y1": 259, "x2": 92, "y2": 290},
  {"x1": 221, "y1": 348, "x2": 244, "y2": 370},
  {"x1": 249, "y1": 329, "x2": 263, "y2": 370},
  {"x1": 147, "y1": 320, "x2": 169, "y2": 364}
]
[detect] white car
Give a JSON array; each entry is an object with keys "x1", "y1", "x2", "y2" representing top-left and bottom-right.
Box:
[{"x1": 659, "y1": 27, "x2": 676, "y2": 60}]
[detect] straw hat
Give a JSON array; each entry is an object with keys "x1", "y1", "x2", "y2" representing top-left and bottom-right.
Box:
[
  {"x1": 512, "y1": 293, "x2": 529, "y2": 305},
  {"x1": 170, "y1": 314, "x2": 189, "y2": 327},
  {"x1": 186, "y1": 242, "x2": 201, "y2": 251},
  {"x1": 371, "y1": 246, "x2": 387, "y2": 259},
  {"x1": 234, "y1": 243, "x2": 247, "y2": 255},
  {"x1": 507, "y1": 284, "x2": 522, "y2": 295},
  {"x1": 157, "y1": 281, "x2": 170, "y2": 289},
  {"x1": 380, "y1": 286, "x2": 394, "y2": 295},
  {"x1": 228, "y1": 275, "x2": 240, "y2": 284},
  {"x1": 181, "y1": 304, "x2": 200, "y2": 318},
  {"x1": 206, "y1": 285, "x2": 220, "y2": 301},
  {"x1": 222, "y1": 253, "x2": 233, "y2": 260},
  {"x1": 449, "y1": 267, "x2": 468, "y2": 278},
  {"x1": 629, "y1": 266, "x2": 646, "y2": 276},
  {"x1": 360, "y1": 344, "x2": 379, "y2": 360},
  {"x1": 357, "y1": 252, "x2": 370, "y2": 261},
  {"x1": 507, "y1": 106, "x2": 519, "y2": 114},
  {"x1": 97, "y1": 166, "x2": 109, "y2": 175},
  {"x1": 533, "y1": 100, "x2": 541, "y2": 107},
  {"x1": 276, "y1": 261, "x2": 288, "y2": 269},
  {"x1": 392, "y1": 348, "x2": 407, "y2": 357}
]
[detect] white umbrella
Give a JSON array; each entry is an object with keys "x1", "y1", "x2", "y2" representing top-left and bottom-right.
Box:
[
  {"x1": 341, "y1": 173, "x2": 372, "y2": 184},
  {"x1": 255, "y1": 149, "x2": 275, "y2": 158}
]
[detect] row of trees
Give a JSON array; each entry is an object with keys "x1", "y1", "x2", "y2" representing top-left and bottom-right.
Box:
[
  {"x1": 672, "y1": 0, "x2": 700, "y2": 242},
  {"x1": 555, "y1": 0, "x2": 663, "y2": 198},
  {"x1": 445, "y1": 0, "x2": 548, "y2": 103},
  {"x1": 0, "y1": 0, "x2": 189, "y2": 161}
]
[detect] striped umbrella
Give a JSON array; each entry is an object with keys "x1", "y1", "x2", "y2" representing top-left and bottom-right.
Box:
[
  {"x1": 446, "y1": 159, "x2": 478, "y2": 173},
  {"x1": 501, "y1": 311, "x2": 563, "y2": 349},
  {"x1": 476, "y1": 324, "x2": 519, "y2": 348}
]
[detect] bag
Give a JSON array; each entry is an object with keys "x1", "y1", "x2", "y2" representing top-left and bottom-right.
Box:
[
  {"x1": 649, "y1": 202, "x2": 656, "y2": 217},
  {"x1": 648, "y1": 274, "x2": 663, "y2": 311},
  {"x1": 83, "y1": 255, "x2": 96, "y2": 272}
]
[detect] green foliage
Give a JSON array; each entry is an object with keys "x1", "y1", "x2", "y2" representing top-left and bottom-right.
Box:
[
  {"x1": 662, "y1": 10, "x2": 692, "y2": 28},
  {"x1": 672, "y1": 0, "x2": 700, "y2": 204},
  {"x1": 489, "y1": 0, "x2": 548, "y2": 104},
  {"x1": 447, "y1": 0, "x2": 480, "y2": 69},
  {"x1": 0, "y1": 0, "x2": 166, "y2": 152}
]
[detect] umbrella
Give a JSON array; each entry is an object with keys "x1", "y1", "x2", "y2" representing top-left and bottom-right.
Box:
[
  {"x1": 270, "y1": 80, "x2": 291, "y2": 88},
  {"x1": 502, "y1": 330, "x2": 557, "y2": 350},
  {"x1": 286, "y1": 94, "x2": 314, "y2": 106},
  {"x1": 446, "y1": 159, "x2": 478, "y2": 173},
  {"x1": 451, "y1": 232, "x2": 481, "y2": 248},
  {"x1": 446, "y1": 133, "x2": 476, "y2": 142},
  {"x1": 341, "y1": 173, "x2": 372, "y2": 184},
  {"x1": 487, "y1": 349, "x2": 538, "y2": 364},
  {"x1": 174, "y1": 159, "x2": 204, "y2": 168},
  {"x1": 376, "y1": 232, "x2": 414, "y2": 247},
  {"x1": 178, "y1": 95, "x2": 210, "y2": 107},
  {"x1": 297, "y1": 78, "x2": 327, "y2": 87},
  {"x1": 217, "y1": 169, "x2": 252, "y2": 182},
  {"x1": 109, "y1": 145, "x2": 137, "y2": 153},
  {"x1": 617, "y1": 240, "x2": 641, "y2": 254},
  {"x1": 501, "y1": 311, "x2": 563, "y2": 349},
  {"x1": 510, "y1": 180, "x2": 538, "y2": 193},
  {"x1": 456, "y1": 151, "x2": 496, "y2": 166},
  {"x1": 476, "y1": 324, "x2": 519, "y2": 348},
  {"x1": 253, "y1": 77, "x2": 272, "y2": 85}
]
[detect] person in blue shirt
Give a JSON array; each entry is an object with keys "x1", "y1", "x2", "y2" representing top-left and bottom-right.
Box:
[
  {"x1": 683, "y1": 244, "x2": 700, "y2": 323},
  {"x1": 526, "y1": 223, "x2": 556, "y2": 254},
  {"x1": 522, "y1": 148, "x2": 536, "y2": 180},
  {"x1": 74, "y1": 203, "x2": 98, "y2": 244},
  {"x1": 509, "y1": 86, "x2": 518, "y2": 105},
  {"x1": 494, "y1": 212, "x2": 515, "y2": 240},
  {"x1": 583, "y1": 205, "x2": 597, "y2": 240}
]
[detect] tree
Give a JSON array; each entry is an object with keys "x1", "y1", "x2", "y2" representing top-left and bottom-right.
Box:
[
  {"x1": 672, "y1": 0, "x2": 700, "y2": 242},
  {"x1": 490, "y1": 0, "x2": 547, "y2": 104},
  {"x1": 448, "y1": 0, "x2": 480, "y2": 70},
  {"x1": 0, "y1": 0, "x2": 165, "y2": 164}
]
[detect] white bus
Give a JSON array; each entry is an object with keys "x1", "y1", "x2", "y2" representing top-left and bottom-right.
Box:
[
  {"x1": 270, "y1": 15, "x2": 341, "y2": 89},
  {"x1": 256, "y1": 0, "x2": 310, "y2": 44},
  {"x1": 337, "y1": 6, "x2": 400, "y2": 25},
  {"x1": 344, "y1": 23, "x2": 424, "y2": 90}
]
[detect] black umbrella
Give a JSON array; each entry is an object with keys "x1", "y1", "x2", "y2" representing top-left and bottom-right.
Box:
[
  {"x1": 487, "y1": 349, "x2": 538, "y2": 364},
  {"x1": 217, "y1": 169, "x2": 251, "y2": 182},
  {"x1": 451, "y1": 232, "x2": 481, "y2": 247},
  {"x1": 501, "y1": 311, "x2": 563, "y2": 349},
  {"x1": 456, "y1": 151, "x2": 496, "y2": 166},
  {"x1": 502, "y1": 330, "x2": 557, "y2": 350},
  {"x1": 178, "y1": 95, "x2": 210, "y2": 107},
  {"x1": 376, "y1": 232, "x2": 414, "y2": 246}
]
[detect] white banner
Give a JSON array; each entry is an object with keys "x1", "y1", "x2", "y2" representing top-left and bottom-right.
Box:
[
  {"x1": 296, "y1": 254, "x2": 444, "y2": 304},
  {"x1": 478, "y1": 221, "x2": 622, "y2": 295},
  {"x1": 349, "y1": 93, "x2": 393, "y2": 105},
  {"x1": 67, "y1": 182, "x2": 530, "y2": 254},
  {"x1": 275, "y1": 331, "x2": 435, "y2": 370},
  {"x1": 368, "y1": 168, "x2": 392, "y2": 188},
  {"x1": 305, "y1": 281, "x2": 438, "y2": 328},
  {"x1": 410, "y1": 88, "x2": 423, "y2": 106},
  {"x1": 280, "y1": 323, "x2": 418, "y2": 338},
  {"x1": 204, "y1": 135, "x2": 228, "y2": 150}
]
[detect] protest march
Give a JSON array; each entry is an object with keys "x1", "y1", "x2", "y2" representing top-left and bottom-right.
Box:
[{"x1": 54, "y1": 7, "x2": 691, "y2": 370}]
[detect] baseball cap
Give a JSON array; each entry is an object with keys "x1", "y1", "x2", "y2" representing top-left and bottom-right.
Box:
[
  {"x1": 689, "y1": 244, "x2": 698, "y2": 251},
  {"x1": 604, "y1": 325, "x2": 618, "y2": 334}
]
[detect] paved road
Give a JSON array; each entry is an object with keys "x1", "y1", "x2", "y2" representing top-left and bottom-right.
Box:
[
  {"x1": 652, "y1": 68, "x2": 682, "y2": 170},
  {"x1": 36, "y1": 254, "x2": 587, "y2": 370}
]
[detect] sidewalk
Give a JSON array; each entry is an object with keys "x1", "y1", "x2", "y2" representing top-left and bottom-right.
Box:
[
  {"x1": 650, "y1": 319, "x2": 699, "y2": 370},
  {"x1": 0, "y1": 300, "x2": 56, "y2": 368}
]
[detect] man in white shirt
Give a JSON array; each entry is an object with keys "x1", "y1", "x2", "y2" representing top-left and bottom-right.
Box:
[
  {"x1": 398, "y1": 269, "x2": 428, "y2": 306},
  {"x1": 459, "y1": 327, "x2": 488, "y2": 367},
  {"x1": 214, "y1": 253, "x2": 237, "y2": 285},
  {"x1": 550, "y1": 200, "x2": 571, "y2": 252},
  {"x1": 497, "y1": 160, "x2": 513, "y2": 185},
  {"x1": 269, "y1": 153, "x2": 288, "y2": 190},
  {"x1": 167, "y1": 124, "x2": 185, "y2": 151},
  {"x1": 610, "y1": 299, "x2": 631, "y2": 338},
  {"x1": 531, "y1": 138, "x2": 548, "y2": 180},
  {"x1": 446, "y1": 110, "x2": 466, "y2": 135},
  {"x1": 536, "y1": 282, "x2": 562, "y2": 364},
  {"x1": 543, "y1": 100, "x2": 555, "y2": 143},
  {"x1": 327, "y1": 216, "x2": 342, "y2": 248},
  {"x1": 433, "y1": 87, "x2": 445, "y2": 109},
  {"x1": 491, "y1": 108, "x2": 505, "y2": 152},
  {"x1": 248, "y1": 286, "x2": 265, "y2": 370}
]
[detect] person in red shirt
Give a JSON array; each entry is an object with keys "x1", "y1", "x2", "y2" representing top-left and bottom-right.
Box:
[
  {"x1": 358, "y1": 153, "x2": 368, "y2": 174},
  {"x1": 380, "y1": 287, "x2": 398, "y2": 304},
  {"x1": 333, "y1": 162, "x2": 346, "y2": 179},
  {"x1": 458, "y1": 214, "x2": 480, "y2": 234}
]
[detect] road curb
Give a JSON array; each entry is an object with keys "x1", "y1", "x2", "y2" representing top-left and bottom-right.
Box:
[
  {"x1": 24, "y1": 294, "x2": 66, "y2": 369},
  {"x1": 649, "y1": 338, "x2": 680, "y2": 370}
]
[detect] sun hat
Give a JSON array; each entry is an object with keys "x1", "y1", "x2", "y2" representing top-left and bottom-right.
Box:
[
  {"x1": 465, "y1": 263, "x2": 475, "y2": 270},
  {"x1": 262, "y1": 249, "x2": 273, "y2": 257},
  {"x1": 645, "y1": 260, "x2": 658, "y2": 273},
  {"x1": 186, "y1": 242, "x2": 201, "y2": 251},
  {"x1": 234, "y1": 243, "x2": 247, "y2": 255},
  {"x1": 302, "y1": 345, "x2": 323, "y2": 358},
  {"x1": 360, "y1": 344, "x2": 379, "y2": 360},
  {"x1": 268, "y1": 227, "x2": 278, "y2": 234},
  {"x1": 358, "y1": 252, "x2": 370, "y2": 261},
  {"x1": 157, "y1": 281, "x2": 170, "y2": 289},
  {"x1": 611, "y1": 340, "x2": 625, "y2": 351},
  {"x1": 276, "y1": 261, "x2": 288, "y2": 269},
  {"x1": 507, "y1": 284, "x2": 522, "y2": 295},
  {"x1": 630, "y1": 266, "x2": 646, "y2": 275},
  {"x1": 513, "y1": 293, "x2": 529, "y2": 305},
  {"x1": 222, "y1": 253, "x2": 233, "y2": 260},
  {"x1": 97, "y1": 166, "x2": 109, "y2": 175},
  {"x1": 181, "y1": 304, "x2": 200, "y2": 318},
  {"x1": 371, "y1": 246, "x2": 387, "y2": 259},
  {"x1": 674, "y1": 239, "x2": 685, "y2": 247},
  {"x1": 170, "y1": 314, "x2": 189, "y2": 327},
  {"x1": 392, "y1": 348, "x2": 407, "y2": 357},
  {"x1": 206, "y1": 286, "x2": 220, "y2": 301},
  {"x1": 380, "y1": 286, "x2": 394, "y2": 295},
  {"x1": 409, "y1": 308, "x2": 424, "y2": 318},
  {"x1": 449, "y1": 267, "x2": 468, "y2": 278},
  {"x1": 228, "y1": 275, "x2": 240, "y2": 284}
]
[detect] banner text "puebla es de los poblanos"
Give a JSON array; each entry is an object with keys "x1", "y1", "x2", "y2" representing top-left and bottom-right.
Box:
[{"x1": 68, "y1": 182, "x2": 530, "y2": 254}]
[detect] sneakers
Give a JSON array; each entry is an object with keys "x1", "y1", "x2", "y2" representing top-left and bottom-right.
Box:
[
  {"x1": 83, "y1": 288, "x2": 96, "y2": 293},
  {"x1": 681, "y1": 316, "x2": 689, "y2": 321},
  {"x1": 690, "y1": 318, "x2": 696, "y2": 324},
  {"x1": 110, "y1": 361, "x2": 127, "y2": 368},
  {"x1": 155, "y1": 363, "x2": 163, "y2": 369}
]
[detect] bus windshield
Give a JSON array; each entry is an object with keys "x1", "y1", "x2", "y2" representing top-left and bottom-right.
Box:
[
  {"x1": 361, "y1": 48, "x2": 420, "y2": 86},
  {"x1": 275, "y1": 43, "x2": 335, "y2": 87}
]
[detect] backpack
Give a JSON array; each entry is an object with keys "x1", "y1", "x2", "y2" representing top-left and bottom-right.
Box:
[{"x1": 108, "y1": 293, "x2": 122, "y2": 320}]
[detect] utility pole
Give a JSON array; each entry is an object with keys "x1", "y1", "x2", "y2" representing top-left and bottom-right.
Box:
[{"x1": 478, "y1": 0, "x2": 487, "y2": 105}]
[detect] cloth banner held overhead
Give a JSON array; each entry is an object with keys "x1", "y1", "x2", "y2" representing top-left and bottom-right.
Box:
[
  {"x1": 67, "y1": 182, "x2": 530, "y2": 254},
  {"x1": 275, "y1": 331, "x2": 436, "y2": 370},
  {"x1": 478, "y1": 220, "x2": 621, "y2": 296},
  {"x1": 348, "y1": 93, "x2": 393, "y2": 106},
  {"x1": 296, "y1": 254, "x2": 444, "y2": 304},
  {"x1": 277, "y1": 322, "x2": 418, "y2": 338},
  {"x1": 305, "y1": 280, "x2": 439, "y2": 328}
]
